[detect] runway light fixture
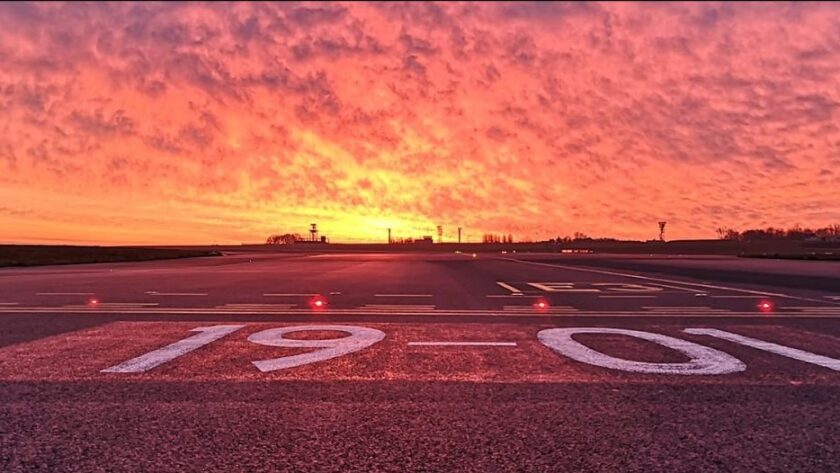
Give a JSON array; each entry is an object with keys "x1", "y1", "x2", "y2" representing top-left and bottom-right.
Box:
[
  {"x1": 88, "y1": 297, "x2": 99, "y2": 307},
  {"x1": 533, "y1": 299, "x2": 550, "y2": 310},
  {"x1": 757, "y1": 300, "x2": 774, "y2": 313},
  {"x1": 309, "y1": 295, "x2": 328, "y2": 310}
]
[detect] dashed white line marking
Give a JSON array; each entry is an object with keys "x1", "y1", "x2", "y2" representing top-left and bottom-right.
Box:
[
  {"x1": 36, "y1": 292, "x2": 95, "y2": 296},
  {"x1": 66, "y1": 302, "x2": 160, "y2": 307},
  {"x1": 264, "y1": 293, "x2": 318, "y2": 297},
  {"x1": 408, "y1": 341, "x2": 518, "y2": 347},
  {"x1": 496, "y1": 282, "x2": 523, "y2": 295},
  {"x1": 146, "y1": 291, "x2": 208, "y2": 296},
  {"x1": 685, "y1": 328, "x2": 840, "y2": 372}
]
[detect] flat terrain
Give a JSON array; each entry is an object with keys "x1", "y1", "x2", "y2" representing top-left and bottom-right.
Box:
[
  {"x1": 1, "y1": 252, "x2": 839, "y2": 472},
  {"x1": 0, "y1": 245, "x2": 219, "y2": 267}
]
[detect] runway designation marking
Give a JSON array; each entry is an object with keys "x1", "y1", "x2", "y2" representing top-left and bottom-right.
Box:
[
  {"x1": 505, "y1": 258, "x2": 815, "y2": 301},
  {"x1": 496, "y1": 282, "x2": 524, "y2": 295},
  {"x1": 686, "y1": 328, "x2": 840, "y2": 372},
  {"x1": 248, "y1": 325, "x2": 385, "y2": 372},
  {"x1": 408, "y1": 341, "x2": 518, "y2": 347},
  {"x1": 527, "y1": 282, "x2": 600, "y2": 293},
  {"x1": 102, "y1": 325, "x2": 245, "y2": 373},
  {"x1": 538, "y1": 328, "x2": 746, "y2": 375}
]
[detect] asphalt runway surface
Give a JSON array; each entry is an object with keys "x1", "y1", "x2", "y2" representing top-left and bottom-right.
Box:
[{"x1": 1, "y1": 251, "x2": 839, "y2": 472}]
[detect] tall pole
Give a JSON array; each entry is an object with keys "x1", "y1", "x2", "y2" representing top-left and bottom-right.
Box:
[
  {"x1": 458, "y1": 227, "x2": 462, "y2": 243},
  {"x1": 388, "y1": 228, "x2": 392, "y2": 244}
]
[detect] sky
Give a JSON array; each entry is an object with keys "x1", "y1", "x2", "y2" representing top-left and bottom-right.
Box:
[{"x1": 1, "y1": 1, "x2": 839, "y2": 245}]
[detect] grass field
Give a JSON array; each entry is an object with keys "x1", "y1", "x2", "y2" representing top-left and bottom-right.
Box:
[{"x1": 0, "y1": 245, "x2": 220, "y2": 268}]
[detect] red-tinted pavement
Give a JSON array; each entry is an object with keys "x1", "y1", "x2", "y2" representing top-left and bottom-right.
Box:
[{"x1": 1, "y1": 252, "x2": 840, "y2": 472}]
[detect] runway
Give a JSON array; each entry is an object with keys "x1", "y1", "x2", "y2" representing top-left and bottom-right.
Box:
[{"x1": 1, "y1": 251, "x2": 839, "y2": 472}]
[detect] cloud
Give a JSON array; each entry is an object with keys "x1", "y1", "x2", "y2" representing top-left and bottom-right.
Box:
[{"x1": 0, "y1": 1, "x2": 839, "y2": 244}]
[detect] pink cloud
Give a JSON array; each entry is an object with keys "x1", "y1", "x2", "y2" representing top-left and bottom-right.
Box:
[{"x1": 0, "y1": 2, "x2": 838, "y2": 244}]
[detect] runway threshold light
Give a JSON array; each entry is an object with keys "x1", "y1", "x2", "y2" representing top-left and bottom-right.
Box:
[
  {"x1": 533, "y1": 299, "x2": 550, "y2": 311},
  {"x1": 309, "y1": 295, "x2": 328, "y2": 310},
  {"x1": 757, "y1": 300, "x2": 774, "y2": 313}
]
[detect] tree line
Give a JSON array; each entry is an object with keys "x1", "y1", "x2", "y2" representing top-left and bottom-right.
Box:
[{"x1": 716, "y1": 224, "x2": 840, "y2": 241}]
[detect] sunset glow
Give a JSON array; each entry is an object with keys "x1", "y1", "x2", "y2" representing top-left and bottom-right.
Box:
[{"x1": 1, "y1": 2, "x2": 839, "y2": 244}]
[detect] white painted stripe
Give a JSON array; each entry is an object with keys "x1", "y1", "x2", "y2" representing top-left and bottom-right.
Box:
[
  {"x1": 486, "y1": 294, "x2": 526, "y2": 298},
  {"x1": 527, "y1": 283, "x2": 600, "y2": 292},
  {"x1": 496, "y1": 282, "x2": 523, "y2": 295},
  {"x1": 146, "y1": 291, "x2": 208, "y2": 296},
  {"x1": 102, "y1": 325, "x2": 245, "y2": 373},
  {"x1": 362, "y1": 304, "x2": 436, "y2": 308},
  {"x1": 598, "y1": 295, "x2": 657, "y2": 298},
  {"x1": 645, "y1": 283, "x2": 708, "y2": 294},
  {"x1": 64, "y1": 303, "x2": 160, "y2": 308},
  {"x1": 264, "y1": 293, "x2": 317, "y2": 297},
  {"x1": 0, "y1": 302, "x2": 19, "y2": 306},
  {"x1": 709, "y1": 295, "x2": 764, "y2": 299},
  {"x1": 685, "y1": 328, "x2": 840, "y2": 372},
  {"x1": 826, "y1": 296, "x2": 840, "y2": 300},
  {"x1": 408, "y1": 341, "x2": 518, "y2": 346},
  {"x1": 785, "y1": 306, "x2": 840, "y2": 310},
  {"x1": 374, "y1": 294, "x2": 433, "y2": 297},
  {"x1": 36, "y1": 292, "x2": 95, "y2": 296}
]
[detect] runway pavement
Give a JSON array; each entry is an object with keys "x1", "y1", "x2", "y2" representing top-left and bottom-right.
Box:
[{"x1": 1, "y1": 251, "x2": 839, "y2": 472}]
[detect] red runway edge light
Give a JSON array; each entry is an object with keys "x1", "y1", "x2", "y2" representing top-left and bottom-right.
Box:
[
  {"x1": 87, "y1": 297, "x2": 99, "y2": 307},
  {"x1": 533, "y1": 299, "x2": 550, "y2": 310},
  {"x1": 757, "y1": 299, "x2": 774, "y2": 313},
  {"x1": 309, "y1": 295, "x2": 328, "y2": 310}
]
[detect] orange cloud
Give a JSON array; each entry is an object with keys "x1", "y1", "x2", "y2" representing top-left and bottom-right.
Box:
[{"x1": 0, "y1": 2, "x2": 838, "y2": 244}]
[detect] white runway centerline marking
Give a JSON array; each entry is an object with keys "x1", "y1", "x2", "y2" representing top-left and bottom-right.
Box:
[{"x1": 408, "y1": 341, "x2": 518, "y2": 347}]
